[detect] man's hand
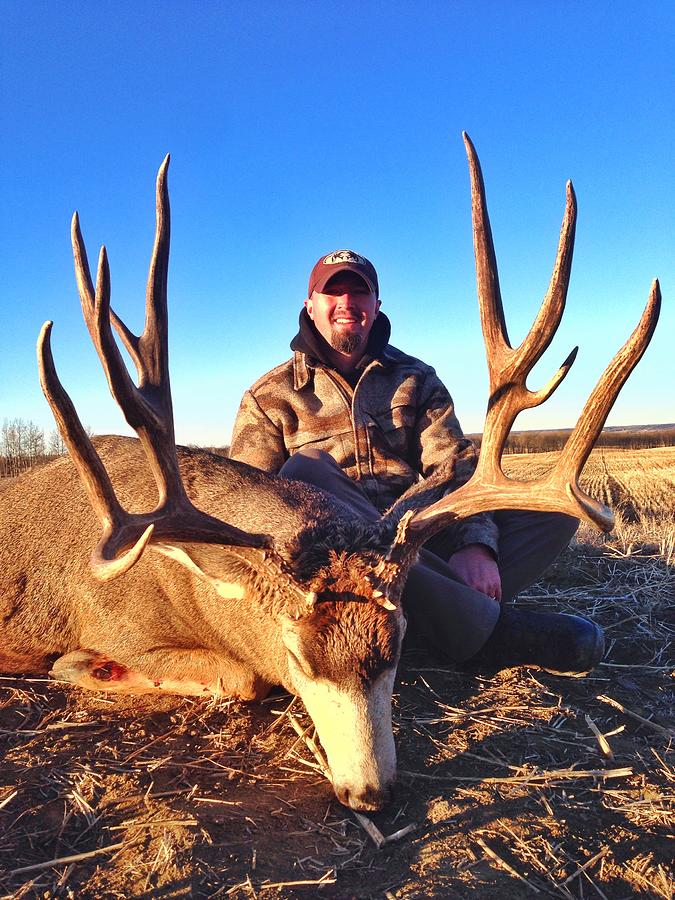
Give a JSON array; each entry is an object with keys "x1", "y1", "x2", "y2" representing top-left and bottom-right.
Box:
[{"x1": 447, "y1": 543, "x2": 502, "y2": 601}]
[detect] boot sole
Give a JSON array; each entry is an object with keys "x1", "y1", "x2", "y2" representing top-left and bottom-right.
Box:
[{"x1": 538, "y1": 625, "x2": 605, "y2": 678}]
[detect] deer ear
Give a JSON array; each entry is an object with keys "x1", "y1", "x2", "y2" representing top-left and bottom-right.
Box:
[
  {"x1": 280, "y1": 617, "x2": 317, "y2": 680},
  {"x1": 150, "y1": 542, "x2": 254, "y2": 600}
]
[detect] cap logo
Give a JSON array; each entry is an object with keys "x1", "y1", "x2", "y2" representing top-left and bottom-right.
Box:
[{"x1": 322, "y1": 250, "x2": 367, "y2": 266}]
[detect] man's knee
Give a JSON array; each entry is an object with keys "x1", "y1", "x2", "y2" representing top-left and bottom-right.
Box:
[
  {"x1": 279, "y1": 448, "x2": 339, "y2": 480},
  {"x1": 403, "y1": 555, "x2": 501, "y2": 661},
  {"x1": 544, "y1": 512, "x2": 579, "y2": 545},
  {"x1": 495, "y1": 509, "x2": 578, "y2": 543},
  {"x1": 496, "y1": 510, "x2": 580, "y2": 602},
  {"x1": 280, "y1": 448, "x2": 379, "y2": 521}
]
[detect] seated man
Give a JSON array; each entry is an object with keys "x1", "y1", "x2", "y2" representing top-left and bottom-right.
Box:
[{"x1": 230, "y1": 250, "x2": 604, "y2": 675}]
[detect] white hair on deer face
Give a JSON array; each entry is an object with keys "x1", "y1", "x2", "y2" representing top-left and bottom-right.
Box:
[{"x1": 281, "y1": 599, "x2": 406, "y2": 811}]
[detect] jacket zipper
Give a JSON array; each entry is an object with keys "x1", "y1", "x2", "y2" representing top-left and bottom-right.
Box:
[{"x1": 322, "y1": 368, "x2": 368, "y2": 480}]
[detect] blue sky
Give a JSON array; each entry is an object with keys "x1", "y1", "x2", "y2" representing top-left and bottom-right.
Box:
[{"x1": 1, "y1": 1, "x2": 673, "y2": 446}]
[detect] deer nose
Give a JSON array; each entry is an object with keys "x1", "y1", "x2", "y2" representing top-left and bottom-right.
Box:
[{"x1": 336, "y1": 780, "x2": 394, "y2": 812}]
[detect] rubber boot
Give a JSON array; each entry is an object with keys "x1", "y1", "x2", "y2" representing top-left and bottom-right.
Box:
[{"x1": 466, "y1": 607, "x2": 605, "y2": 677}]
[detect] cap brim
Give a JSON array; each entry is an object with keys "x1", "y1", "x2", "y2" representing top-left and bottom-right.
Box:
[{"x1": 312, "y1": 265, "x2": 377, "y2": 296}]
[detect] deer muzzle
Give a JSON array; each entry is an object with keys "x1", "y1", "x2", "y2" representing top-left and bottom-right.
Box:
[{"x1": 297, "y1": 666, "x2": 398, "y2": 811}]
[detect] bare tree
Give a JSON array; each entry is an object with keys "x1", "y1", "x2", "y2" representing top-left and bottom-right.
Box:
[
  {"x1": 0, "y1": 418, "x2": 45, "y2": 476},
  {"x1": 26, "y1": 422, "x2": 45, "y2": 466},
  {"x1": 48, "y1": 428, "x2": 67, "y2": 456}
]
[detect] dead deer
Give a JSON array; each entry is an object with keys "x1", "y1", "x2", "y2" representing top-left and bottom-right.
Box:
[{"x1": 0, "y1": 135, "x2": 660, "y2": 812}]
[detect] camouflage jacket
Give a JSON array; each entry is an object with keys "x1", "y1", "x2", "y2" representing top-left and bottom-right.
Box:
[{"x1": 230, "y1": 342, "x2": 499, "y2": 556}]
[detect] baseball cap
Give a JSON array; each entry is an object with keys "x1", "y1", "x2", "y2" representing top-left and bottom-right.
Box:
[{"x1": 308, "y1": 250, "x2": 379, "y2": 299}]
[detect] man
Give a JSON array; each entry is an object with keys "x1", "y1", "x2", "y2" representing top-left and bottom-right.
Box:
[{"x1": 230, "y1": 250, "x2": 604, "y2": 674}]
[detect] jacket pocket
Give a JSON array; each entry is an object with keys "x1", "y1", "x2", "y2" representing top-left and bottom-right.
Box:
[{"x1": 285, "y1": 423, "x2": 355, "y2": 470}]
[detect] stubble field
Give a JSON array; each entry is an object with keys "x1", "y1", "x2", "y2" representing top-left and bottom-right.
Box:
[
  {"x1": 504, "y1": 445, "x2": 675, "y2": 556},
  {"x1": 1, "y1": 446, "x2": 673, "y2": 899}
]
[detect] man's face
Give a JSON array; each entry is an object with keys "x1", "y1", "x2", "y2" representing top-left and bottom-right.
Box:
[{"x1": 305, "y1": 272, "x2": 381, "y2": 355}]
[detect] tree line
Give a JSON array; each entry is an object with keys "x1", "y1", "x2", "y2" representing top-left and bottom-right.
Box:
[
  {"x1": 3, "y1": 417, "x2": 673, "y2": 478},
  {"x1": 469, "y1": 426, "x2": 675, "y2": 454},
  {"x1": 1, "y1": 418, "x2": 70, "y2": 477}
]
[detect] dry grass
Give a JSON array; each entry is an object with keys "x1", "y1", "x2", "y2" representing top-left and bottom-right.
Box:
[
  {"x1": 0, "y1": 447, "x2": 673, "y2": 898},
  {"x1": 504, "y1": 446, "x2": 675, "y2": 565}
]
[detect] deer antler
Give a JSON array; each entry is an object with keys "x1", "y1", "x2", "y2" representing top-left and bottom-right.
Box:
[
  {"x1": 38, "y1": 157, "x2": 271, "y2": 581},
  {"x1": 388, "y1": 133, "x2": 660, "y2": 557}
]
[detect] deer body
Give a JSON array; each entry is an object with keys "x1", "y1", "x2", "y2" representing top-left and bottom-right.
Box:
[{"x1": 1, "y1": 436, "x2": 404, "y2": 809}]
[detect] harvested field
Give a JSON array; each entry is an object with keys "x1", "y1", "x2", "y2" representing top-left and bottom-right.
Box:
[
  {"x1": 503, "y1": 445, "x2": 675, "y2": 515},
  {"x1": 504, "y1": 446, "x2": 675, "y2": 563},
  {"x1": 1, "y1": 447, "x2": 673, "y2": 898}
]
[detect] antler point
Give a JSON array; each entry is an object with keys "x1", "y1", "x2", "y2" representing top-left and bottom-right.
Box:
[{"x1": 158, "y1": 155, "x2": 171, "y2": 182}]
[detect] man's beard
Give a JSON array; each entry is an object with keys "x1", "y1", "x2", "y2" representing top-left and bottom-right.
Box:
[{"x1": 330, "y1": 330, "x2": 362, "y2": 354}]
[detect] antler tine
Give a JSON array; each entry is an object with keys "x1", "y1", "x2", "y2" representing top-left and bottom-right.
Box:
[
  {"x1": 37, "y1": 321, "x2": 158, "y2": 576},
  {"x1": 142, "y1": 153, "x2": 171, "y2": 389},
  {"x1": 38, "y1": 321, "x2": 123, "y2": 530},
  {"x1": 105, "y1": 156, "x2": 171, "y2": 378},
  {"x1": 516, "y1": 180, "x2": 577, "y2": 377},
  {"x1": 110, "y1": 309, "x2": 142, "y2": 372},
  {"x1": 555, "y1": 280, "x2": 661, "y2": 483},
  {"x1": 463, "y1": 132, "x2": 510, "y2": 356},
  {"x1": 92, "y1": 246, "x2": 159, "y2": 427},
  {"x1": 71, "y1": 212, "x2": 95, "y2": 316},
  {"x1": 129, "y1": 154, "x2": 187, "y2": 507}
]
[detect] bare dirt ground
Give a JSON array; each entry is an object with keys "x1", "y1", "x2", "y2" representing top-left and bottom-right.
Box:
[{"x1": 1, "y1": 450, "x2": 673, "y2": 899}]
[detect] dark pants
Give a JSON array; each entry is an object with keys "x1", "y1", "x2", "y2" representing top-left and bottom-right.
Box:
[{"x1": 280, "y1": 449, "x2": 578, "y2": 662}]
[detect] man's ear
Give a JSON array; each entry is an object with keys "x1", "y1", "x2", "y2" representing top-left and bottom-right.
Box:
[
  {"x1": 304, "y1": 296, "x2": 314, "y2": 320},
  {"x1": 375, "y1": 298, "x2": 382, "y2": 314}
]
